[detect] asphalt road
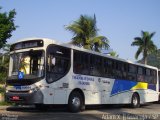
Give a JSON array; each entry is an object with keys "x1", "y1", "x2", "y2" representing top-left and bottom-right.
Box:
[{"x1": 0, "y1": 103, "x2": 160, "y2": 120}]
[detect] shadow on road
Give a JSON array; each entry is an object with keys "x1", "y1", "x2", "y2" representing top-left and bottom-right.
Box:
[
  {"x1": 4, "y1": 103, "x2": 160, "y2": 120},
  {"x1": 6, "y1": 103, "x2": 150, "y2": 113},
  {"x1": 6, "y1": 102, "x2": 155, "y2": 111}
]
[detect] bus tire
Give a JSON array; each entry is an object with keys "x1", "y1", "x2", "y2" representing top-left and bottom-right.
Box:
[
  {"x1": 68, "y1": 91, "x2": 83, "y2": 113},
  {"x1": 131, "y1": 93, "x2": 140, "y2": 108}
]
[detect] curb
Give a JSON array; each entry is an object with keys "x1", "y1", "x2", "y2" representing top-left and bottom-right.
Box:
[{"x1": 0, "y1": 106, "x2": 9, "y2": 110}]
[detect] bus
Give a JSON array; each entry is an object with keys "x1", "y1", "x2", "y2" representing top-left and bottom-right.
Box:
[{"x1": 5, "y1": 38, "x2": 159, "y2": 112}]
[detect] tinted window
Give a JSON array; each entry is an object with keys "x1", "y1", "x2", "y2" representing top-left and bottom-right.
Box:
[
  {"x1": 73, "y1": 50, "x2": 158, "y2": 84},
  {"x1": 103, "y1": 58, "x2": 114, "y2": 78},
  {"x1": 46, "y1": 45, "x2": 71, "y2": 83},
  {"x1": 128, "y1": 64, "x2": 137, "y2": 81},
  {"x1": 90, "y1": 55, "x2": 103, "y2": 76},
  {"x1": 129, "y1": 64, "x2": 137, "y2": 73},
  {"x1": 137, "y1": 67, "x2": 145, "y2": 82},
  {"x1": 138, "y1": 67, "x2": 143, "y2": 75},
  {"x1": 73, "y1": 51, "x2": 89, "y2": 75}
]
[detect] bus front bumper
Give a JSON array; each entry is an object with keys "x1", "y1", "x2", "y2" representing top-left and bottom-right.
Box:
[{"x1": 5, "y1": 90, "x2": 43, "y2": 104}]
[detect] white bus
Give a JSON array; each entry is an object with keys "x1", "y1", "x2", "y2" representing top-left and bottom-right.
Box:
[{"x1": 5, "y1": 38, "x2": 159, "y2": 112}]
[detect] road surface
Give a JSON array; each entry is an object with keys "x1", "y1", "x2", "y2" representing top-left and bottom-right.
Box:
[{"x1": 0, "y1": 103, "x2": 160, "y2": 120}]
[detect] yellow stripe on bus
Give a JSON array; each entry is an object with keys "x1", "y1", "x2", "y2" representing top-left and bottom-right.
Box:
[{"x1": 131, "y1": 82, "x2": 148, "y2": 90}]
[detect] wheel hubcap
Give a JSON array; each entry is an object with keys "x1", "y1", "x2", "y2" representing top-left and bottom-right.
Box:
[
  {"x1": 72, "y1": 97, "x2": 80, "y2": 107},
  {"x1": 133, "y1": 97, "x2": 138, "y2": 106}
]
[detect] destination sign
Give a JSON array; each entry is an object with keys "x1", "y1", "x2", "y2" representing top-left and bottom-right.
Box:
[{"x1": 10, "y1": 40, "x2": 44, "y2": 51}]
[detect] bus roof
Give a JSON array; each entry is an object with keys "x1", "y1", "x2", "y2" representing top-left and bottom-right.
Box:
[{"x1": 13, "y1": 38, "x2": 158, "y2": 70}]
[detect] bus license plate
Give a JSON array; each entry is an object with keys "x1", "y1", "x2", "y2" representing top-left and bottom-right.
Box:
[{"x1": 12, "y1": 96, "x2": 20, "y2": 100}]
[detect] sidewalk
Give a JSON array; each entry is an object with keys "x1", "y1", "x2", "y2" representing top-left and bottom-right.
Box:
[
  {"x1": 0, "y1": 106, "x2": 9, "y2": 110},
  {"x1": 0, "y1": 105, "x2": 35, "y2": 110}
]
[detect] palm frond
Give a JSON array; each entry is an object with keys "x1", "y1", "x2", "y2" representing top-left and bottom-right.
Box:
[
  {"x1": 135, "y1": 47, "x2": 143, "y2": 59},
  {"x1": 131, "y1": 37, "x2": 143, "y2": 46},
  {"x1": 92, "y1": 36, "x2": 109, "y2": 52},
  {"x1": 65, "y1": 14, "x2": 109, "y2": 51},
  {"x1": 132, "y1": 30, "x2": 157, "y2": 64}
]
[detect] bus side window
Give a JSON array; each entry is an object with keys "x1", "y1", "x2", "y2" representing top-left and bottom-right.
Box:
[
  {"x1": 121, "y1": 63, "x2": 127, "y2": 79},
  {"x1": 96, "y1": 56, "x2": 103, "y2": 76},
  {"x1": 137, "y1": 67, "x2": 145, "y2": 82},
  {"x1": 73, "y1": 51, "x2": 81, "y2": 74},
  {"x1": 103, "y1": 58, "x2": 109, "y2": 77},
  {"x1": 81, "y1": 53, "x2": 89, "y2": 75},
  {"x1": 90, "y1": 55, "x2": 102, "y2": 76},
  {"x1": 154, "y1": 70, "x2": 157, "y2": 84},
  {"x1": 128, "y1": 64, "x2": 137, "y2": 81},
  {"x1": 103, "y1": 58, "x2": 113, "y2": 78},
  {"x1": 145, "y1": 69, "x2": 152, "y2": 83},
  {"x1": 46, "y1": 45, "x2": 71, "y2": 83},
  {"x1": 151, "y1": 70, "x2": 157, "y2": 84},
  {"x1": 113, "y1": 61, "x2": 123, "y2": 79},
  {"x1": 73, "y1": 51, "x2": 89, "y2": 75}
]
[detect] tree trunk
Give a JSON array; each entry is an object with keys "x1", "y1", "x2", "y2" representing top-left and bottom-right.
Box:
[
  {"x1": 143, "y1": 56, "x2": 147, "y2": 64},
  {"x1": 143, "y1": 49, "x2": 147, "y2": 64}
]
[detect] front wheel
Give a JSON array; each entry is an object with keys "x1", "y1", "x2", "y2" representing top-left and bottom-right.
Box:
[
  {"x1": 68, "y1": 92, "x2": 84, "y2": 113},
  {"x1": 131, "y1": 93, "x2": 140, "y2": 108}
]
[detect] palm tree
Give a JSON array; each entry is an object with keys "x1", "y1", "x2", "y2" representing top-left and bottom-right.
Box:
[
  {"x1": 65, "y1": 14, "x2": 109, "y2": 52},
  {"x1": 109, "y1": 51, "x2": 119, "y2": 57},
  {"x1": 131, "y1": 31, "x2": 157, "y2": 64}
]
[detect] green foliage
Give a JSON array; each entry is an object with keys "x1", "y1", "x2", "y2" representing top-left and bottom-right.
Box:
[
  {"x1": 131, "y1": 31, "x2": 157, "y2": 64},
  {"x1": 0, "y1": 85, "x2": 5, "y2": 93},
  {"x1": 0, "y1": 44, "x2": 10, "y2": 84},
  {"x1": 0, "y1": 101, "x2": 10, "y2": 106},
  {"x1": 0, "y1": 7, "x2": 17, "y2": 49},
  {"x1": 0, "y1": 85, "x2": 17, "y2": 106},
  {"x1": 66, "y1": 14, "x2": 109, "y2": 52},
  {"x1": 0, "y1": 100, "x2": 15, "y2": 106},
  {"x1": 138, "y1": 49, "x2": 160, "y2": 68},
  {"x1": 109, "y1": 51, "x2": 119, "y2": 57},
  {"x1": 0, "y1": 72, "x2": 7, "y2": 84}
]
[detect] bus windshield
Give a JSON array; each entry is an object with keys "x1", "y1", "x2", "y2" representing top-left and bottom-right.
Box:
[{"x1": 9, "y1": 50, "x2": 44, "y2": 79}]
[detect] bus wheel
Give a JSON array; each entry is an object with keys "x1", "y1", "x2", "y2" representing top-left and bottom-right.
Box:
[
  {"x1": 131, "y1": 93, "x2": 140, "y2": 108},
  {"x1": 68, "y1": 91, "x2": 83, "y2": 113}
]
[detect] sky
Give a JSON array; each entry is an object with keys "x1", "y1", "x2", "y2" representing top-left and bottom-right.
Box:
[{"x1": 0, "y1": 0, "x2": 160, "y2": 61}]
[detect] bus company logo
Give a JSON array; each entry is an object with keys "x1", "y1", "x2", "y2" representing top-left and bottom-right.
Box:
[
  {"x1": 72, "y1": 75, "x2": 94, "y2": 82},
  {"x1": 103, "y1": 80, "x2": 110, "y2": 84}
]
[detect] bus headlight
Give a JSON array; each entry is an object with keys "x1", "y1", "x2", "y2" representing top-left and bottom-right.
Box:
[
  {"x1": 30, "y1": 86, "x2": 40, "y2": 93},
  {"x1": 29, "y1": 90, "x2": 33, "y2": 94}
]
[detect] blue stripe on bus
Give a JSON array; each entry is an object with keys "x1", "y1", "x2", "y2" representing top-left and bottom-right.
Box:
[
  {"x1": 148, "y1": 84, "x2": 156, "y2": 91},
  {"x1": 111, "y1": 80, "x2": 157, "y2": 96},
  {"x1": 111, "y1": 80, "x2": 137, "y2": 96}
]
